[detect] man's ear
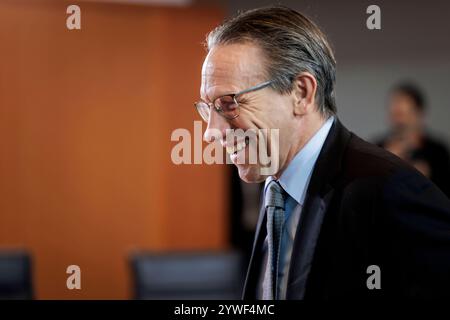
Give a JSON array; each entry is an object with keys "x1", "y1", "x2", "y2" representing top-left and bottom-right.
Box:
[{"x1": 292, "y1": 72, "x2": 317, "y2": 116}]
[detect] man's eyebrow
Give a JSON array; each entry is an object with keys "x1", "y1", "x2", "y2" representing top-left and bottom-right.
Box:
[{"x1": 203, "y1": 90, "x2": 236, "y2": 103}]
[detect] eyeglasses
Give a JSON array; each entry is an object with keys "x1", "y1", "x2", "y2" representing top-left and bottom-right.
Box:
[{"x1": 194, "y1": 80, "x2": 273, "y2": 122}]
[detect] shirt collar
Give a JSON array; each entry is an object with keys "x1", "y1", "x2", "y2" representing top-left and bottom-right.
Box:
[{"x1": 265, "y1": 116, "x2": 335, "y2": 206}]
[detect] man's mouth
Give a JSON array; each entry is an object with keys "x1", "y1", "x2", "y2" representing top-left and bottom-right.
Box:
[{"x1": 226, "y1": 138, "x2": 249, "y2": 156}]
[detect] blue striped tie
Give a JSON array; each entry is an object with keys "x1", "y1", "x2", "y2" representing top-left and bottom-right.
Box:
[{"x1": 262, "y1": 180, "x2": 286, "y2": 300}]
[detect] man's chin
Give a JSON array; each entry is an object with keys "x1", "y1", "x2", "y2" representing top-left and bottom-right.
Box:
[{"x1": 236, "y1": 164, "x2": 266, "y2": 183}]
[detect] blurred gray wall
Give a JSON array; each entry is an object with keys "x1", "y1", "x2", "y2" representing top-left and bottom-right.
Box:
[{"x1": 221, "y1": 0, "x2": 450, "y2": 144}]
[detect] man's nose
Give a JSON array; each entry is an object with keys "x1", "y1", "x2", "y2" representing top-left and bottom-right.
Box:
[{"x1": 203, "y1": 108, "x2": 230, "y2": 144}]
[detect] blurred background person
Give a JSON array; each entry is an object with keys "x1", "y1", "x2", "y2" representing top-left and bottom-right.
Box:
[{"x1": 376, "y1": 82, "x2": 450, "y2": 197}]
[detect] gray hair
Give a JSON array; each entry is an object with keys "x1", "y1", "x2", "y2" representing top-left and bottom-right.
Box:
[{"x1": 206, "y1": 6, "x2": 337, "y2": 116}]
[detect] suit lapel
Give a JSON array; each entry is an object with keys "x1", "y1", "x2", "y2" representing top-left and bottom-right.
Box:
[{"x1": 285, "y1": 188, "x2": 334, "y2": 299}]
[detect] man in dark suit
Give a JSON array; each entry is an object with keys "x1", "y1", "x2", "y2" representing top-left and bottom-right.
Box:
[{"x1": 194, "y1": 6, "x2": 450, "y2": 299}]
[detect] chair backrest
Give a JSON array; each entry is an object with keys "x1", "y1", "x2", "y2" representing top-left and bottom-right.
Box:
[
  {"x1": 130, "y1": 251, "x2": 245, "y2": 300},
  {"x1": 0, "y1": 251, "x2": 33, "y2": 299}
]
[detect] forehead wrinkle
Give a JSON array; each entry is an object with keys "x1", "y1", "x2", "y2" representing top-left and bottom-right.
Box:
[
  {"x1": 201, "y1": 71, "x2": 238, "y2": 102},
  {"x1": 200, "y1": 44, "x2": 267, "y2": 101},
  {"x1": 201, "y1": 65, "x2": 240, "y2": 102}
]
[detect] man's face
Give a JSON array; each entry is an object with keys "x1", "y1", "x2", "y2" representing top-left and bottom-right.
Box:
[
  {"x1": 388, "y1": 92, "x2": 422, "y2": 133},
  {"x1": 200, "y1": 42, "x2": 295, "y2": 183}
]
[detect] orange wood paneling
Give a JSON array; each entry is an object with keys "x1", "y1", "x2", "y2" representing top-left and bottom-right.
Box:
[{"x1": 0, "y1": 0, "x2": 226, "y2": 299}]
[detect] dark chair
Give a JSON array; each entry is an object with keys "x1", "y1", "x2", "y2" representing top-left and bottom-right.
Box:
[
  {"x1": 0, "y1": 251, "x2": 33, "y2": 299},
  {"x1": 130, "y1": 251, "x2": 245, "y2": 300}
]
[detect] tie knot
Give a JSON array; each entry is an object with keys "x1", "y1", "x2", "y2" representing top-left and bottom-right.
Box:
[{"x1": 265, "y1": 180, "x2": 285, "y2": 209}]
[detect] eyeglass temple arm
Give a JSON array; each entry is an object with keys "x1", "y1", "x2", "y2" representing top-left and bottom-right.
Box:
[{"x1": 235, "y1": 80, "x2": 274, "y2": 96}]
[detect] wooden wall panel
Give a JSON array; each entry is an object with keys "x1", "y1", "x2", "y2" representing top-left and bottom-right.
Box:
[{"x1": 0, "y1": 0, "x2": 226, "y2": 299}]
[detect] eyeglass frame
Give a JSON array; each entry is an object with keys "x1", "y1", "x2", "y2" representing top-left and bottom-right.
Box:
[{"x1": 194, "y1": 80, "x2": 274, "y2": 122}]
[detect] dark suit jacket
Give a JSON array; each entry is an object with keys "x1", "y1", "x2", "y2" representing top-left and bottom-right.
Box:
[
  {"x1": 376, "y1": 133, "x2": 450, "y2": 198},
  {"x1": 242, "y1": 118, "x2": 450, "y2": 299}
]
